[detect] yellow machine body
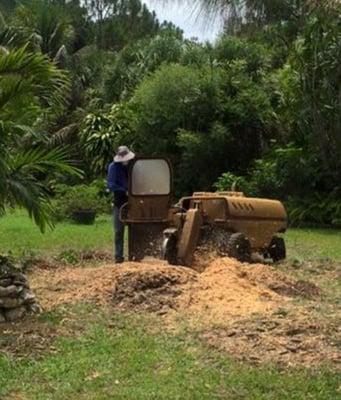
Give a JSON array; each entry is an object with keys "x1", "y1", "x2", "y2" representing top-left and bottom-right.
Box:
[{"x1": 179, "y1": 192, "x2": 287, "y2": 250}]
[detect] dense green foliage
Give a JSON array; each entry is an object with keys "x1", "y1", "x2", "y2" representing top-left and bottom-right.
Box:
[
  {"x1": 0, "y1": 43, "x2": 81, "y2": 231},
  {"x1": 0, "y1": 0, "x2": 340, "y2": 227},
  {"x1": 53, "y1": 180, "x2": 110, "y2": 221}
]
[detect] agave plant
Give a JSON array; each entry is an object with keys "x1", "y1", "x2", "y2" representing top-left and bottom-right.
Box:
[{"x1": 0, "y1": 45, "x2": 82, "y2": 231}]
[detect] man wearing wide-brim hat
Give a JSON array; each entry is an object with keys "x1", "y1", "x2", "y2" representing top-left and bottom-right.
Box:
[{"x1": 107, "y1": 146, "x2": 135, "y2": 263}]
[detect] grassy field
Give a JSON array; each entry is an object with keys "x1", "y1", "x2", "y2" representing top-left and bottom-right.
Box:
[
  {"x1": 0, "y1": 209, "x2": 113, "y2": 257},
  {"x1": 0, "y1": 305, "x2": 339, "y2": 400},
  {"x1": 286, "y1": 228, "x2": 341, "y2": 261},
  {"x1": 0, "y1": 209, "x2": 340, "y2": 260}
]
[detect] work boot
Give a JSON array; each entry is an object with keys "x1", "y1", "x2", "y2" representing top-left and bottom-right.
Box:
[{"x1": 115, "y1": 257, "x2": 124, "y2": 264}]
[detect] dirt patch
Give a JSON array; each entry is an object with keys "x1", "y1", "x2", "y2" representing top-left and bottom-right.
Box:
[
  {"x1": 0, "y1": 317, "x2": 61, "y2": 358},
  {"x1": 201, "y1": 312, "x2": 341, "y2": 367},
  {"x1": 112, "y1": 264, "x2": 196, "y2": 312},
  {"x1": 268, "y1": 280, "x2": 321, "y2": 298},
  {"x1": 236, "y1": 263, "x2": 322, "y2": 299}
]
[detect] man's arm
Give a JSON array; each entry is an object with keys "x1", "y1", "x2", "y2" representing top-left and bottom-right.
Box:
[{"x1": 107, "y1": 163, "x2": 126, "y2": 192}]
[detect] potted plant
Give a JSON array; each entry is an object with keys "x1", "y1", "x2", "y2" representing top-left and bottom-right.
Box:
[{"x1": 63, "y1": 185, "x2": 100, "y2": 225}]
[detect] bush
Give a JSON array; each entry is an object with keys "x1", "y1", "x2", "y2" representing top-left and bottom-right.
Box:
[
  {"x1": 286, "y1": 191, "x2": 341, "y2": 227},
  {"x1": 131, "y1": 60, "x2": 274, "y2": 194},
  {"x1": 214, "y1": 164, "x2": 341, "y2": 227},
  {"x1": 214, "y1": 36, "x2": 271, "y2": 75},
  {"x1": 214, "y1": 144, "x2": 320, "y2": 200},
  {"x1": 53, "y1": 181, "x2": 110, "y2": 222},
  {"x1": 213, "y1": 172, "x2": 252, "y2": 194},
  {"x1": 131, "y1": 63, "x2": 218, "y2": 154}
]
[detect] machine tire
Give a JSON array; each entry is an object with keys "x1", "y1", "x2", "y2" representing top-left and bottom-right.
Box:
[
  {"x1": 162, "y1": 235, "x2": 178, "y2": 265},
  {"x1": 268, "y1": 236, "x2": 286, "y2": 262},
  {"x1": 227, "y1": 232, "x2": 251, "y2": 262}
]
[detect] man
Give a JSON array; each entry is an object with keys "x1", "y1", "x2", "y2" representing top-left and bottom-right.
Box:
[{"x1": 107, "y1": 145, "x2": 135, "y2": 263}]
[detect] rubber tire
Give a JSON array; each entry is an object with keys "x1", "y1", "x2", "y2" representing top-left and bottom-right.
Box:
[
  {"x1": 268, "y1": 237, "x2": 286, "y2": 262},
  {"x1": 162, "y1": 235, "x2": 178, "y2": 265},
  {"x1": 227, "y1": 232, "x2": 251, "y2": 262}
]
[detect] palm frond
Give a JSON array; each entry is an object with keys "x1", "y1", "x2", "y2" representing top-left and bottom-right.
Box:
[
  {"x1": 10, "y1": 147, "x2": 83, "y2": 178},
  {"x1": 0, "y1": 26, "x2": 24, "y2": 48},
  {"x1": 0, "y1": 40, "x2": 76, "y2": 232},
  {"x1": 4, "y1": 146, "x2": 83, "y2": 232},
  {"x1": 0, "y1": 10, "x2": 6, "y2": 30},
  {"x1": 46, "y1": 123, "x2": 78, "y2": 147},
  {"x1": 161, "y1": 0, "x2": 340, "y2": 23},
  {"x1": 0, "y1": 46, "x2": 70, "y2": 113},
  {"x1": 6, "y1": 173, "x2": 54, "y2": 231}
]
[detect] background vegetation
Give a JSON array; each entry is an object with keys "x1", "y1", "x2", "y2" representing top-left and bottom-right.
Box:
[{"x1": 0, "y1": 0, "x2": 340, "y2": 228}]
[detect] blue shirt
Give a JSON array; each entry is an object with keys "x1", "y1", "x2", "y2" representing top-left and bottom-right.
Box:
[
  {"x1": 107, "y1": 162, "x2": 128, "y2": 207},
  {"x1": 107, "y1": 162, "x2": 128, "y2": 192}
]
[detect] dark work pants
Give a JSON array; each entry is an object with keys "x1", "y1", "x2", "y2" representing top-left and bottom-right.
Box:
[{"x1": 113, "y1": 206, "x2": 124, "y2": 261}]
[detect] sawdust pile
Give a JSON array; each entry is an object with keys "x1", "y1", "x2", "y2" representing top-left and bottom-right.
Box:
[
  {"x1": 179, "y1": 259, "x2": 283, "y2": 322},
  {"x1": 27, "y1": 257, "x2": 340, "y2": 368},
  {"x1": 29, "y1": 260, "x2": 195, "y2": 311},
  {"x1": 29, "y1": 257, "x2": 317, "y2": 317}
]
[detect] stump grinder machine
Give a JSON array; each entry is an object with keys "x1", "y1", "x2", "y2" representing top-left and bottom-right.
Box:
[{"x1": 120, "y1": 158, "x2": 288, "y2": 266}]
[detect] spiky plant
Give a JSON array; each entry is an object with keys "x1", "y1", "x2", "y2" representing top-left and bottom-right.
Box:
[{"x1": 0, "y1": 46, "x2": 82, "y2": 231}]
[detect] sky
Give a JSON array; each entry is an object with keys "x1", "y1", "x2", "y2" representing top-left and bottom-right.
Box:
[{"x1": 143, "y1": 1, "x2": 223, "y2": 42}]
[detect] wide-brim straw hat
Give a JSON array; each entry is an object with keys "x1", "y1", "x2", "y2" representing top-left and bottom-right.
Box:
[{"x1": 114, "y1": 146, "x2": 135, "y2": 163}]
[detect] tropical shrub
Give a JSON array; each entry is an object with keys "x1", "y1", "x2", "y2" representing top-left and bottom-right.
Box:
[
  {"x1": 213, "y1": 172, "x2": 253, "y2": 195},
  {"x1": 103, "y1": 29, "x2": 184, "y2": 102},
  {"x1": 276, "y1": 9, "x2": 341, "y2": 193},
  {"x1": 130, "y1": 59, "x2": 276, "y2": 193},
  {"x1": 286, "y1": 190, "x2": 341, "y2": 227},
  {"x1": 0, "y1": 45, "x2": 81, "y2": 231},
  {"x1": 53, "y1": 181, "x2": 110, "y2": 222},
  {"x1": 214, "y1": 36, "x2": 271, "y2": 75},
  {"x1": 214, "y1": 144, "x2": 320, "y2": 198},
  {"x1": 131, "y1": 63, "x2": 219, "y2": 155},
  {"x1": 80, "y1": 103, "x2": 136, "y2": 175}
]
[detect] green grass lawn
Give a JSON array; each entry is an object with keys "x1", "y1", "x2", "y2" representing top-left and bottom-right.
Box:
[
  {"x1": 0, "y1": 209, "x2": 113, "y2": 257},
  {"x1": 285, "y1": 228, "x2": 341, "y2": 261},
  {"x1": 0, "y1": 209, "x2": 340, "y2": 260},
  {"x1": 0, "y1": 306, "x2": 339, "y2": 400}
]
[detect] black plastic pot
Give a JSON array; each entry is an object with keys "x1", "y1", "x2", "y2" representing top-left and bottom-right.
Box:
[{"x1": 71, "y1": 210, "x2": 96, "y2": 225}]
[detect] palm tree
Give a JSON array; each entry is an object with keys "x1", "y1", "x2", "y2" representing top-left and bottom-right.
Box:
[
  {"x1": 9, "y1": 0, "x2": 75, "y2": 59},
  {"x1": 0, "y1": 45, "x2": 82, "y2": 231},
  {"x1": 161, "y1": 1, "x2": 339, "y2": 26},
  {"x1": 0, "y1": 1, "x2": 18, "y2": 17}
]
